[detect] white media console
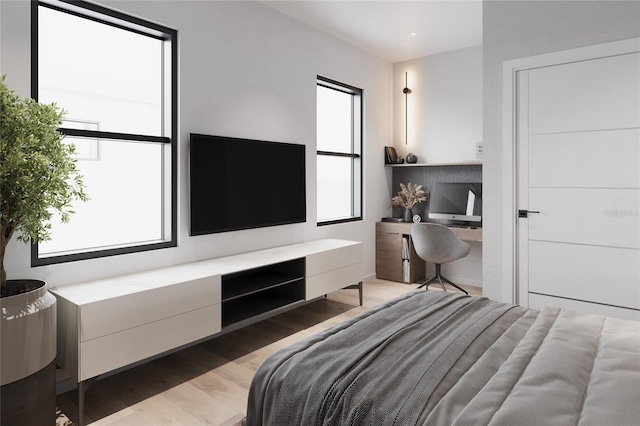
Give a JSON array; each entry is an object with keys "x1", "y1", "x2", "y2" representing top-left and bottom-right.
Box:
[{"x1": 50, "y1": 239, "x2": 363, "y2": 426}]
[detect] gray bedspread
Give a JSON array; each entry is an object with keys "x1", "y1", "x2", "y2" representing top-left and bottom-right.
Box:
[{"x1": 245, "y1": 291, "x2": 640, "y2": 426}]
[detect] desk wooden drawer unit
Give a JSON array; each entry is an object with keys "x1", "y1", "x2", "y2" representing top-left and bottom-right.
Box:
[{"x1": 376, "y1": 222, "x2": 425, "y2": 283}]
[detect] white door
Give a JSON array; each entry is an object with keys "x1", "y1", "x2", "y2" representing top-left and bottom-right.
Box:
[{"x1": 516, "y1": 51, "x2": 640, "y2": 320}]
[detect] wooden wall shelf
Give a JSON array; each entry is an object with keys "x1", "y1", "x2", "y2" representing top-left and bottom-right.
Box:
[{"x1": 385, "y1": 161, "x2": 482, "y2": 168}]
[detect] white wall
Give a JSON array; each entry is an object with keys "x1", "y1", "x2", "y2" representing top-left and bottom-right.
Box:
[
  {"x1": 0, "y1": 0, "x2": 393, "y2": 287},
  {"x1": 482, "y1": 0, "x2": 640, "y2": 301},
  {"x1": 392, "y1": 45, "x2": 482, "y2": 163}
]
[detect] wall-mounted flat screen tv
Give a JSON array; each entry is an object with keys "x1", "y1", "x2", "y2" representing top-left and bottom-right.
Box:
[
  {"x1": 428, "y1": 182, "x2": 482, "y2": 226},
  {"x1": 189, "y1": 133, "x2": 306, "y2": 235}
]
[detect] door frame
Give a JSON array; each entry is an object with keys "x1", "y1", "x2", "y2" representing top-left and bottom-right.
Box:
[{"x1": 501, "y1": 37, "x2": 640, "y2": 305}]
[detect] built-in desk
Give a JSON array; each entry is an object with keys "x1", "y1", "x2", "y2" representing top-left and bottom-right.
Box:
[
  {"x1": 375, "y1": 222, "x2": 482, "y2": 283},
  {"x1": 448, "y1": 225, "x2": 483, "y2": 242}
]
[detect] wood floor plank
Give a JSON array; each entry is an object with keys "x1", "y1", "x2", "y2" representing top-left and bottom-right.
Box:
[
  {"x1": 164, "y1": 346, "x2": 256, "y2": 391},
  {"x1": 95, "y1": 412, "x2": 154, "y2": 426},
  {"x1": 124, "y1": 394, "x2": 205, "y2": 426},
  {"x1": 57, "y1": 279, "x2": 480, "y2": 425},
  {"x1": 159, "y1": 381, "x2": 242, "y2": 424}
]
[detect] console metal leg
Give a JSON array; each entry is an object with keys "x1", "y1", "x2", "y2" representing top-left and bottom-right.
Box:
[
  {"x1": 77, "y1": 377, "x2": 96, "y2": 426},
  {"x1": 345, "y1": 281, "x2": 364, "y2": 306},
  {"x1": 78, "y1": 381, "x2": 84, "y2": 426}
]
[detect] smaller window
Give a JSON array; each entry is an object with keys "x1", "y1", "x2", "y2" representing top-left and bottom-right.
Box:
[{"x1": 316, "y1": 77, "x2": 362, "y2": 225}]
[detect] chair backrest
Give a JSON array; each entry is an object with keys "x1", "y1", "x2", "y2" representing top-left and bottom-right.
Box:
[{"x1": 410, "y1": 223, "x2": 471, "y2": 265}]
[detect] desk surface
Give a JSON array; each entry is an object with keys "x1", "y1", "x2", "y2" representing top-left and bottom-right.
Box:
[{"x1": 377, "y1": 221, "x2": 482, "y2": 242}]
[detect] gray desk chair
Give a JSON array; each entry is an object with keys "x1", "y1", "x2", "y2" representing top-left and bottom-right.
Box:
[{"x1": 410, "y1": 223, "x2": 471, "y2": 294}]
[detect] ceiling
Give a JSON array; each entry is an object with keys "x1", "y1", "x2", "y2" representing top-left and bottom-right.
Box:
[{"x1": 260, "y1": 0, "x2": 483, "y2": 63}]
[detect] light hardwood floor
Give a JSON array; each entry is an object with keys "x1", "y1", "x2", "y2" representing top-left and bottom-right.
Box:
[{"x1": 56, "y1": 279, "x2": 481, "y2": 426}]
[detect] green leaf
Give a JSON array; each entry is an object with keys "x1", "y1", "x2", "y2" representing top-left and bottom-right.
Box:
[{"x1": 0, "y1": 75, "x2": 88, "y2": 286}]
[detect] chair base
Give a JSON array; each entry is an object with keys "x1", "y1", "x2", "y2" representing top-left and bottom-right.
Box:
[{"x1": 417, "y1": 264, "x2": 468, "y2": 295}]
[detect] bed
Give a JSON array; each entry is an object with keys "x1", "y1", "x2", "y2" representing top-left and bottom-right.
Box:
[{"x1": 245, "y1": 290, "x2": 640, "y2": 426}]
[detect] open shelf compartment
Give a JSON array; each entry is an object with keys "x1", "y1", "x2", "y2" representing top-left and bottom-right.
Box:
[
  {"x1": 221, "y1": 258, "x2": 306, "y2": 327},
  {"x1": 222, "y1": 281, "x2": 305, "y2": 327}
]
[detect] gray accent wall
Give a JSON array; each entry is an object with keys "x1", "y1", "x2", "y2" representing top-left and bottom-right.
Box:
[
  {"x1": 482, "y1": 0, "x2": 640, "y2": 301},
  {"x1": 390, "y1": 165, "x2": 482, "y2": 220}
]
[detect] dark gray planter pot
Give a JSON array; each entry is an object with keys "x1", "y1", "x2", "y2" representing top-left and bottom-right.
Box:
[{"x1": 1, "y1": 280, "x2": 57, "y2": 425}]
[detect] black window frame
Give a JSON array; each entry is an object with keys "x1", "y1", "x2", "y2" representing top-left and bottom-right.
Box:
[
  {"x1": 316, "y1": 76, "x2": 363, "y2": 226},
  {"x1": 31, "y1": 0, "x2": 178, "y2": 266}
]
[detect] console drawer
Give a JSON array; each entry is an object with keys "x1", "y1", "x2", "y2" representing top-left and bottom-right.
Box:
[
  {"x1": 80, "y1": 275, "x2": 221, "y2": 342},
  {"x1": 80, "y1": 303, "x2": 221, "y2": 380},
  {"x1": 306, "y1": 242, "x2": 362, "y2": 277},
  {"x1": 306, "y1": 263, "x2": 363, "y2": 301}
]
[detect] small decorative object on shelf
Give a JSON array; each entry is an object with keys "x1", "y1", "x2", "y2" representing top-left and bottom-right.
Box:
[
  {"x1": 390, "y1": 182, "x2": 427, "y2": 222},
  {"x1": 384, "y1": 146, "x2": 398, "y2": 164},
  {"x1": 381, "y1": 217, "x2": 404, "y2": 223},
  {"x1": 403, "y1": 208, "x2": 413, "y2": 222},
  {"x1": 406, "y1": 153, "x2": 417, "y2": 164},
  {"x1": 413, "y1": 214, "x2": 422, "y2": 223},
  {"x1": 383, "y1": 147, "x2": 408, "y2": 164}
]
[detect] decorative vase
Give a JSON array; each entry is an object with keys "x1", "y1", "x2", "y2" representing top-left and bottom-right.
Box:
[
  {"x1": 403, "y1": 208, "x2": 413, "y2": 222},
  {"x1": 406, "y1": 153, "x2": 418, "y2": 164},
  {"x1": 1, "y1": 279, "x2": 57, "y2": 426}
]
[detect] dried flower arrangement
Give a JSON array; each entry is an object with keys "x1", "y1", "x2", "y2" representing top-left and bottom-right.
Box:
[{"x1": 390, "y1": 182, "x2": 427, "y2": 209}]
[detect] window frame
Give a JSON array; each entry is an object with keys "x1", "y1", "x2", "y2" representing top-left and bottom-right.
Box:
[
  {"x1": 31, "y1": 0, "x2": 178, "y2": 266},
  {"x1": 316, "y1": 76, "x2": 363, "y2": 226}
]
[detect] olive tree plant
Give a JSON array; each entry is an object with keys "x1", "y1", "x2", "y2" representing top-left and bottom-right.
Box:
[{"x1": 0, "y1": 75, "x2": 87, "y2": 290}]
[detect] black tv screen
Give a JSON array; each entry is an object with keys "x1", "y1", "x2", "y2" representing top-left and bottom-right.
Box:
[{"x1": 189, "y1": 133, "x2": 306, "y2": 235}]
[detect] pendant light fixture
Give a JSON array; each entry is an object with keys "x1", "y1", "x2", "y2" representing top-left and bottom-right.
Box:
[{"x1": 403, "y1": 72, "x2": 411, "y2": 144}]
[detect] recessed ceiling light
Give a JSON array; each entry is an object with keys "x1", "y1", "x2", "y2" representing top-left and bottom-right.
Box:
[{"x1": 409, "y1": 32, "x2": 418, "y2": 37}]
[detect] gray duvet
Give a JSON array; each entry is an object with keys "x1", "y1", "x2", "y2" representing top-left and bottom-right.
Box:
[{"x1": 245, "y1": 291, "x2": 640, "y2": 426}]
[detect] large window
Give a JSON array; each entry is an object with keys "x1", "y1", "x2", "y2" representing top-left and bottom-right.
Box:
[
  {"x1": 32, "y1": 0, "x2": 177, "y2": 265},
  {"x1": 316, "y1": 77, "x2": 362, "y2": 225}
]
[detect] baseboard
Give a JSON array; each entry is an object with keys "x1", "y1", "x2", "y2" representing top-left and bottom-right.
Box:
[
  {"x1": 363, "y1": 273, "x2": 377, "y2": 282},
  {"x1": 56, "y1": 369, "x2": 76, "y2": 395},
  {"x1": 446, "y1": 277, "x2": 482, "y2": 289}
]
